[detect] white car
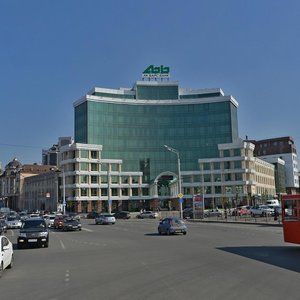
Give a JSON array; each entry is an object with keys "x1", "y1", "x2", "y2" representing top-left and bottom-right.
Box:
[
  {"x1": 137, "y1": 211, "x2": 159, "y2": 219},
  {"x1": 95, "y1": 214, "x2": 116, "y2": 225},
  {"x1": 6, "y1": 217, "x2": 22, "y2": 229},
  {"x1": 43, "y1": 214, "x2": 56, "y2": 228},
  {"x1": 0, "y1": 235, "x2": 13, "y2": 277}
]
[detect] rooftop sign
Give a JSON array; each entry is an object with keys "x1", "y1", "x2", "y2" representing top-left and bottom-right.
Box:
[{"x1": 142, "y1": 65, "x2": 170, "y2": 79}]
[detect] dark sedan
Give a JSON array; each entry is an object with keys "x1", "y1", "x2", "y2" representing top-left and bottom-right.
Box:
[
  {"x1": 62, "y1": 218, "x2": 82, "y2": 231},
  {"x1": 114, "y1": 211, "x2": 131, "y2": 219}
]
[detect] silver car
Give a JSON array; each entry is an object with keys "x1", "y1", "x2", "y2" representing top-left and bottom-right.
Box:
[
  {"x1": 6, "y1": 217, "x2": 22, "y2": 229},
  {"x1": 158, "y1": 217, "x2": 187, "y2": 235},
  {"x1": 137, "y1": 211, "x2": 159, "y2": 219},
  {"x1": 95, "y1": 214, "x2": 116, "y2": 225}
]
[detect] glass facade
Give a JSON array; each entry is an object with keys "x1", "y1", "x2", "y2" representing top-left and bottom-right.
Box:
[
  {"x1": 136, "y1": 84, "x2": 178, "y2": 100},
  {"x1": 74, "y1": 81, "x2": 239, "y2": 184}
]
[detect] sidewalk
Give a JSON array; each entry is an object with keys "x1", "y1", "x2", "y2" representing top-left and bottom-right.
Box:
[{"x1": 187, "y1": 215, "x2": 282, "y2": 227}]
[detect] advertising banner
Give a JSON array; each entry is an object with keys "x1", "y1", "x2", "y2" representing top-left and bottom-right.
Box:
[{"x1": 193, "y1": 194, "x2": 204, "y2": 219}]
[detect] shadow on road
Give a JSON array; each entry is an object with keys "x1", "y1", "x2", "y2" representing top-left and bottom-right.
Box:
[{"x1": 218, "y1": 245, "x2": 300, "y2": 273}]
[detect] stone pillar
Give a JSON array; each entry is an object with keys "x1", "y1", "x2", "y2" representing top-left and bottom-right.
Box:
[
  {"x1": 87, "y1": 201, "x2": 92, "y2": 213},
  {"x1": 77, "y1": 201, "x2": 82, "y2": 213}
]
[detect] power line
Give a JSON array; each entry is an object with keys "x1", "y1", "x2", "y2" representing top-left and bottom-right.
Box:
[{"x1": 0, "y1": 143, "x2": 44, "y2": 149}]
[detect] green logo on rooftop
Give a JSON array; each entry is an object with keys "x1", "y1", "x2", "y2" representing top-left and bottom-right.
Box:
[{"x1": 142, "y1": 65, "x2": 170, "y2": 79}]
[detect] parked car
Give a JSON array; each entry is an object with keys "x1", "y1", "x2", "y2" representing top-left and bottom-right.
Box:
[
  {"x1": 17, "y1": 217, "x2": 49, "y2": 249},
  {"x1": 114, "y1": 211, "x2": 131, "y2": 219},
  {"x1": 5, "y1": 216, "x2": 22, "y2": 229},
  {"x1": 87, "y1": 211, "x2": 99, "y2": 219},
  {"x1": 260, "y1": 205, "x2": 275, "y2": 216},
  {"x1": 0, "y1": 235, "x2": 13, "y2": 277},
  {"x1": 250, "y1": 205, "x2": 264, "y2": 217},
  {"x1": 136, "y1": 211, "x2": 158, "y2": 219},
  {"x1": 95, "y1": 214, "x2": 116, "y2": 225},
  {"x1": 158, "y1": 217, "x2": 187, "y2": 235},
  {"x1": 204, "y1": 209, "x2": 223, "y2": 218},
  {"x1": 231, "y1": 206, "x2": 251, "y2": 216},
  {"x1": 62, "y1": 217, "x2": 82, "y2": 231}
]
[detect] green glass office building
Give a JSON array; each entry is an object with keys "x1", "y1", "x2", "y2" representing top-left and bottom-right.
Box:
[{"x1": 74, "y1": 79, "x2": 239, "y2": 185}]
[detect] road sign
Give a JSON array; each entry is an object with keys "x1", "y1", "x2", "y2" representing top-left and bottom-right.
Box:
[
  {"x1": 178, "y1": 193, "x2": 183, "y2": 198},
  {"x1": 179, "y1": 198, "x2": 183, "y2": 203}
]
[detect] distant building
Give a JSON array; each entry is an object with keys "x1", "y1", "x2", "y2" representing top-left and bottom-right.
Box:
[
  {"x1": 24, "y1": 170, "x2": 59, "y2": 212},
  {"x1": 0, "y1": 158, "x2": 56, "y2": 211},
  {"x1": 42, "y1": 137, "x2": 73, "y2": 166},
  {"x1": 59, "y1": 142, "x2": 147, "y2": 213},
  {"x1": 194, "y1": 139, "x2": 276, "y2": 208},
  {"x1": 249, "y1": 136, "x2": 299, "y2": 194},
  {"x1": 73, "y1": 68, "x2": 240, "y2": 210}
]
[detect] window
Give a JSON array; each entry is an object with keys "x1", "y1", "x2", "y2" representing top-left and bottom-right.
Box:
[
  {"x1": 91, "y1": 163, "x2": 98, "y2": 171},
  {"x1": 213, "y1": 162, "x2": 220, "y2": 170},
  {"x1": 91, "y1": 151, "x2": 98, "y2": 159},
  {"x1": 81, "y1": 150, "x2": 89, "y2": 158},
  {"x1": 235, "y1": 173, "x2": 243, "y2": 181},
  {"x1": 215, "y1": 186, "x2": 221, "y2": 193},
  {"x1": 224, "y1": 174, "x2": 231, "y2": 181},
  {"x1": 91, "y1": 188, "x2": 98, "y2": 196},
  {"x1": 132, "y1": 188, "x2": 139, "y2": 196},
  {"x1": 142, "y1": 188, "x2": 149, "y2": 196},
  {"x1": 111, "y1": 176, "x2": 118, "y2": 184},
  {"x1": 223, "y1": 150, "x2": 230, "y2": 157},
  {"x1": 224, "y1": 161, "x2": 231, "y2": 169},
  {"x1": 234, "y1": 149, "x2": 241, "y2": 156},
  {"x1": 81, "y1": 188, "x2": 88, "y2": 197},
  {"x1": 122, "y1": 188, "x2": 129, "y2": 196},
  {"x1": 112, "y1": 188, "x2": 118, "y2": 196},
  {"x1": 80, "y1": 163, "x2": 88, "y2": 171},
  {"x1": 234, "y1": 161, "x2": 242, "y2": 168},
  {"x1": 204, "y1": 174, "x2": 211, "y2": 182},
  {"x1": 80, "y1": 175, "x2": 88, "y2": 184},
  {"x1": 284, "y1": 200, "x2": 300, "y2": 221},
  {"x1": 91, "y1": 176, "x2": 98, "y2": 184}
]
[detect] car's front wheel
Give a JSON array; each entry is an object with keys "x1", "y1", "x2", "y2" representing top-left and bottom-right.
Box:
[
  {"x1": 183, "y1": 231, "x2": 187, "y2": 235},
  {"x1": 7, "y1": 255, "x2": 13, "y2": 269},
  {"x1": 0, "y1": 261, "x2": 3, "y2": 278}
]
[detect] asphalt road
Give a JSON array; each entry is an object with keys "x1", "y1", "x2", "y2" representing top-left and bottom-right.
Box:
[{"x1": 0, "y1": 218, "x2": 299, "y2": 300}]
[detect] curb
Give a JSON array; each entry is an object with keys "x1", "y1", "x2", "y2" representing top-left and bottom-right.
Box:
[{"x1": 186, "y1": 219, "x2": 282, "y2": 227}]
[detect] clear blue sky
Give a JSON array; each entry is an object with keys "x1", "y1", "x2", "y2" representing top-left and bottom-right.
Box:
[{"x1": 1, "y1": 0, "x2": 299, "y2": 167}]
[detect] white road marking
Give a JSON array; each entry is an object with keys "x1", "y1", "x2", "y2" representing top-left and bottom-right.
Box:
[
  {"x1": 81, "y1": 228, "x2": 93, "y2": 232},
  {"x1": 60, "y1": 240, "x2": 66, "y2": 250}
]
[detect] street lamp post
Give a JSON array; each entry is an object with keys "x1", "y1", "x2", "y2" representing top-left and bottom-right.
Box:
[
  {"x1": 164, "y1": 145, "x2": 183, "y2": 218},
  {"x1": 107, "y1": 165, "x2": 112, "y2": 214},
  {"x1": 62, "y1": 170, "x2": 66, "y2": 215}
]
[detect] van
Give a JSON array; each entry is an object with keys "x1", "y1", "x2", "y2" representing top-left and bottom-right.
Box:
[{"x1": 266, "y1": 199, "x2": 280, "y2": 206}]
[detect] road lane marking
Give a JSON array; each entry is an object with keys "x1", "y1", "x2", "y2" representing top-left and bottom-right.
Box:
[
  {"x1": 81, "y1": 228, "x2": 93, "y2": 232},
  {"x1": 60, "y1": 240, "x2": 66, "y2": 250}
]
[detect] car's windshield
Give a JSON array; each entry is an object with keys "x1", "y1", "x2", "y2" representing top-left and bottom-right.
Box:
[
  {"x1": 22, "y1": 220, "x2": 46, "y2": 229},
  {"x1": 64, "y1": 218, "x2": 77, "y2": 223},
  {"x1": 172, "y1": 219, "x2": 184, "y2": 225}
]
